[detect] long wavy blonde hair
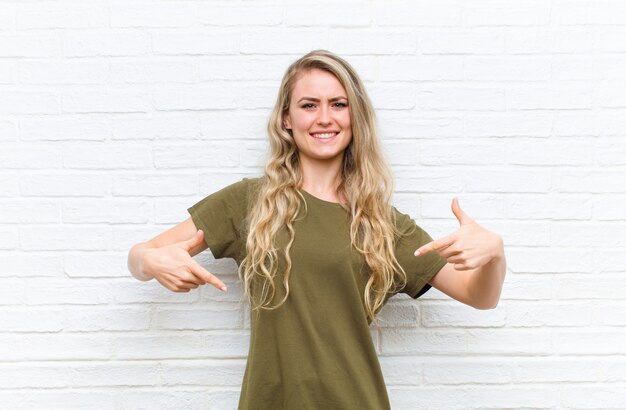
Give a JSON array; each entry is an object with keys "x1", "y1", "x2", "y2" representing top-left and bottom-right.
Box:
[{"x1": 238, "y1": 49, "x2": 411, "y2": 325}]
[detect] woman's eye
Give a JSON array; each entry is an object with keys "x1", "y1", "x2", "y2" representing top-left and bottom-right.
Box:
[{"x1": 301, "y1": 102, "x2": 348, "y2": 109}]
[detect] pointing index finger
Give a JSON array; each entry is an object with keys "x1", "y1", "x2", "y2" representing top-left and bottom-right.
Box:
[
  {"x1": 189, "y1": 259, "x2": 227, "y2": 292},
  {"x1": 414, "y1": 236, "x2": 454, "y2": 257}
]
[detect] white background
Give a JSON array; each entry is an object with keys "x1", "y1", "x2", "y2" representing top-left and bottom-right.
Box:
[{"x1": 1, "y1": 0, "x2": 625, "y2": 409}]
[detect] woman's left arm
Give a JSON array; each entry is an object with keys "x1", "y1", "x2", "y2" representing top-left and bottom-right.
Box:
[{"x1": 414, "y1": 197, "x2": 506, "y2": 310}]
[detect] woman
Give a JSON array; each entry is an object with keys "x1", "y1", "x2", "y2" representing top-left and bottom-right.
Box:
[{"x1": 128, "y1": 49, "x2": 506, "y2": 409}]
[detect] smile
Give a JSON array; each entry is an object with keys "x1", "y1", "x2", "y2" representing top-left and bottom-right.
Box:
[{"x1": 310, "y1": 132, "x2": 338, "y2": 139}]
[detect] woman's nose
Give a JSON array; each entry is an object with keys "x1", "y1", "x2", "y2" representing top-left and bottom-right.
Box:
[{"x1": 317, "y1": 104, "x2": 331, "y2": 124}]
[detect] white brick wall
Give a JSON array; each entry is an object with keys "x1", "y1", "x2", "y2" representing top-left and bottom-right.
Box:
[{"x1": 1, "y1": 0, "x2": 625, "y2": 409}]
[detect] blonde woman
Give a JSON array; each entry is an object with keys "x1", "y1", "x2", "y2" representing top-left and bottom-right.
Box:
[{"x1": 128, "y1": 49, "x2": 506, "y2": 409}]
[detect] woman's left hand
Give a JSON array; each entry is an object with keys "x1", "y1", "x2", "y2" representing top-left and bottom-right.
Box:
[{"x1": 414, "y1": 197, "x2": 503, "y2": 271}]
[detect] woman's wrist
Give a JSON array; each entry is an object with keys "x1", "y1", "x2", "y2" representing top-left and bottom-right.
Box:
[{"x1": 129, "y1": 243, "x2": 155, "y2": 281}]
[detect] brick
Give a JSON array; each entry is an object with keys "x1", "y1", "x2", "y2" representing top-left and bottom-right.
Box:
[
  {"x1": 423, "y1": 358, "x2": 513, "y2": 384},
  {"x1": 418, "y1": 140, "x2": 506, "y2": 165},
  {"x1": 154, "y1": 143, "x2": 239, "y2": 169},
  {"x1": 0, "y1": 334, "x2": 113, "y2": 360},
  {"x1": 62, "y1": 87, "x2": 150, "y2": 113},
  {"x1": 0, "y1": 4, "x2": 15, "y2": 31},
  {"x1": 0, "y1": 174, "x2": 18, "y2": 197},
  {"x1": 0, "y1": 92, "x2": 58, "y2": 114},
  {"x1": 114, "y1": 331, "x2": 249, "y2": 359},
  {"x1": 422, "y1": 303, "x2": 506, "y2": 327},
  {"x1": 24, "y1": 279, "x2": 107, "y2": 305},
  {"x1": 242, "y1": 30, "x2": 326, "y2": 54},
  {"x1": 419, "y1": 29, "x2": 505, "y2": 54},
  {"x1": 500, "y1": 274, "x2": 551, "y2": 300},
  {"x1": 110, "y1": 280, "x2": 200, "y2": 304},
  {"x1": 384, "y1": 141, "x2": 418, "y2": 165},
  {"x1": 513, "y1": 357, "x2": 605, "y2": 383},
  {"x1": 113, "y1": 173, "x2": 197, "y2": 196},
  {"x1": 0, "y1": 60, "x2": 16, "y2": 84},
  {"x1": 161, "y1": 358, "x2": 246, "y2": 386},
  {"x1": 597, "y1": 81, "x2": 626, "y2": 108},
  {"x1": 507, "y1": 247, "x2": 592, "y2": 273},
  {"x1": 0, "y1": 143, "x2": 61, "y2": 168},
  {"x1": 64, "y1": 306, "x2": 151, "y2": 331},
  {"x1": 506, "y1": 28, "x2": 593, "y2": 54},
  {"x1": 552, "y1": 56, "x2": 597, "y2": 80},
  {"x1": 329, "y1": 29, "x2": 416, "y2": 55},
  {"x1": 197, "y1": 4, "x2": 282, "y2": 26},
  {"x1": 372, "y1": 1, "x2": 462, "y2": 27},
  {"x1": 62, "y1": 199, "x2": 149, "y2": 224},
  {"x1": 20, "y1": 173, "x2": 109, "y2": 197},
  {"x1": 379, "y1": 56, "x2": 463, "y2": 81},
  {"x1": 64, "y1": 252, "x2": 139, "y2": 278},
  {"x1": 112, "y1": 113, "x2": 202, "y2": 140},
  {"x1": 285, "y1": 3, "x2": 370, "y2": 27},
  {"x1": 0, "y1": 363, "x2": 70, "y2": 388},
  {"x1": 110, "y1": 58, "x2": 197, "y2": 84},
  {"x1": 0, "y1": 253, "x2": 62, "y2": 277},
  {"x1": 20, "y1": 115, "x2": 109, "y2": 141},
  {"x1": 505, "y1": 194, "x2": 591, "y2": 221},
  {"x1": 376, "y1": 302, "x2": 421, "y2": 328},
  {"x1": 61, "y1": 31, "x2": 150, "y2": 57},
  {"x1": 153, "y1": 31, "x2": 238, "y2": 55},
  {"x1": 592, "y1": 303, "x2": 626, "y2": 326},
  {"x1": 64, "y1": 142, "x2": 151, "y2": 169},
  {"x1": 553, "y1": 111, "x2": 598, "y2": 136},
  {"x1": 198, "y1": 55, "x2": 293, "y2": 81},
  {"x1": 0, "y1": 280, "x2": 26, "y2": 305},
  {"x1": 466, "y1": 329, "x2": 551, "y2": 354},
  {"x1": 553, "y1": 329, "x2": 626, "y2": 354},
  {"x1": 465, "y1": 112, "x2": 552, "y2": 137},
  {"x1": 153, "y1": 306, "x2": 242, "y2": 330},
  {"x1": 464, "y1": 0, "x2": 550, "y2": 26},
  {"x1": 153, "y1": 85, "x2": 237, "y2": 111},
  {"x1": 554, "y1": 0, "x2": 626, "y2": 25},
  {"x1": 595, "y1": 29, "x2": 626, "y2": 52},
  {"x1": 0, "y1": 33, "x2": 59, "y2": 57},
  {"x1": 0, "y1": 120, "x2": 17, "y2": 141},
  {"x1": 110, "y1": 3, "x2": 195, "y2": 28},
  {"x1": 552, "y1": 275, "x2": 626, "y2": 299},
  {"x1": 506, "y1": 302, "x2": 592, "y2": 326},
  {"x1": 467, "y1": 169, "x2": 551, "y2": 193},
  {"x1": 594, "y1": 249, "x2": 626, "y2": 273},
  {"x1": 378, "y1": 356, "x2": 422, "y2": 385},
  {"x1": 508, "y1": 85, "x2": 593, "y2": 109},
  {"x1": 395, "y1": 170, "x2": 464, "y2": 193},
  {"x1": 378, "y1": 114, "x2": 463, "y2": 139},
  {"x1": 17, "y1": 3, "x2": 107, "y2": 29},
  {"x1": 0, "y1": 308, "x2": 63, "y2": 331},
  {"x1": 560, "y1": 385, "x2": 626, "y2": 408},
  {"x1": 416, "y1": 86, "x2": 505, "y2": 111},
  {"x1": 381, "y1": 328, "x2": 466, "y2": 355}
]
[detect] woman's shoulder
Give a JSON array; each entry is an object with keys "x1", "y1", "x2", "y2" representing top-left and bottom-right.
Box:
[{"x1": 390, "y1": 205, "x2": 421, "y2": 236}]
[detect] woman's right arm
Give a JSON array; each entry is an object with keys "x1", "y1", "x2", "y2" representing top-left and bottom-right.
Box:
[{"x1": 127, "y1": 217, "x2": 227, "y2": 293}]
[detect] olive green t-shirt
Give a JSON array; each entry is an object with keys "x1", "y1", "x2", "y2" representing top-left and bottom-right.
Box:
[{"x1": 187, "y1": 177, "x2": 447, "y2": 410}]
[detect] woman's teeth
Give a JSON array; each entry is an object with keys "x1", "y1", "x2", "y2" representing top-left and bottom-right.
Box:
[{"x1": 311, "y1": 132, "x2": 337, "y2": 139}]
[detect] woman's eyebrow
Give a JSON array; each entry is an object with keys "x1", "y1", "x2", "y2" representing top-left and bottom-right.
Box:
[{"x1": 297, "y1": 96, "x2": 348, "y2": 103}]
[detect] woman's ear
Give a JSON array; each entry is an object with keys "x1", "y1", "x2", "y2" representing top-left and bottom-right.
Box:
[{"x1": 283, "y1": 112, "x2": 292, "y2": 130}]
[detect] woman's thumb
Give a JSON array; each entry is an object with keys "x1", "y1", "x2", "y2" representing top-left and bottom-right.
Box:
[{"x1": 183, "y1": 229, "x2": 203, "y2": 249}]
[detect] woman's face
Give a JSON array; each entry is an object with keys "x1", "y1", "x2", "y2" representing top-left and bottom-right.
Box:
[{"x1": 283, "y1": 68, "x2": 352, "y2": 165}]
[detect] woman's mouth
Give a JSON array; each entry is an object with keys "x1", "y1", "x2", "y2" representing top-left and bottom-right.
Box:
[{"x1": 310, "y1": 132, "x2": 339, "y2": 140}]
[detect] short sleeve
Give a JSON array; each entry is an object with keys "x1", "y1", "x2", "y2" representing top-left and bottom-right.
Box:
[
  {"x1": 187, "y1": 177, "x2": 254, "y2": 261},
  {"x1": 393, "y1": 207, "x2": 448, "y2": 299}
]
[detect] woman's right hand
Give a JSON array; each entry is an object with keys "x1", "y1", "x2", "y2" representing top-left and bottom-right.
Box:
[{"x1": 141, "y1": 230, "x2": 227, "y2": 293}]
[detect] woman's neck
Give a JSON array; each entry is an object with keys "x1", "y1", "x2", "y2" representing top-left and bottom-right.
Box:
[{"x1": 299, "y1": 157, "x2": 344, "y2": 202}]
